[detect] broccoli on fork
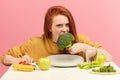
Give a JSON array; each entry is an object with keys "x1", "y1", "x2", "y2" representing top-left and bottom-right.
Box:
[{"x1": 57, "y1": 33, "x2": 75, "y2": 50}]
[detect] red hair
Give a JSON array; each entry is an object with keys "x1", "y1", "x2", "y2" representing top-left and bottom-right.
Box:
[{"x1": 44, "y1": 6, "x2": 78, "y2": 42}]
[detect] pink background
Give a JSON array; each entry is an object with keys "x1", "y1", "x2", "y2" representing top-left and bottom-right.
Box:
[{"x1": 0, "y1": 0, "x2": 120, "y2": 77}]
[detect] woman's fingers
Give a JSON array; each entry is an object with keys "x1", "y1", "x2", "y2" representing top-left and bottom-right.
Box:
[
  {"x1": 68, "y1": 46, "x2": 77, "y2": 54},
  {"x1": 68, "y1": 43, "x2": 85, "y2": 54},
  {"x1": 21, "y1": 55, "x2": 33, "y2": 63}
]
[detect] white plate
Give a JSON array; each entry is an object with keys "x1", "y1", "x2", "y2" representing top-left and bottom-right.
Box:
[
  {"x1": 48, "y1": 54, "x2": 84, "y2": 67},
  {"x1": 89, "y1": 71, "x2": 120, "y2": 75}
]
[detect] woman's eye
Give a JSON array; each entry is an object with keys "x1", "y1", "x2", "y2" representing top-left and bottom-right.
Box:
[
  {"x1": 56, "y1": 24, "x2": 62, "y2": 27},
  {"x1": 66, "y1": 24, "x2": 70, "y2": 27}
]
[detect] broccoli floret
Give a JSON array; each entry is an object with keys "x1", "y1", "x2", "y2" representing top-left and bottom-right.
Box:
[{"x1": 57, "y1": 33, "x2": 75, "y2": 50}]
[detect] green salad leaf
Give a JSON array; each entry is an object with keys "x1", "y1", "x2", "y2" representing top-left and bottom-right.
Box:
[{"x1": 92, "y1": 64, "x2": 116, "y2": 72}]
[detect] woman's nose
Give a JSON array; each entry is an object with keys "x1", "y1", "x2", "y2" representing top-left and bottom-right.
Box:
[{"x1": 62, "y1": 26, "x2": 68, "y2": 32}]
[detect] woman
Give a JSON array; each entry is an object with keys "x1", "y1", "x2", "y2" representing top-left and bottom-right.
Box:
[{"x1": 1, "y1": 6, "x2": 112, "y2": 66}]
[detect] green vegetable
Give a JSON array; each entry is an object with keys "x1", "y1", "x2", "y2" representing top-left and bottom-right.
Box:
[
  {"x1": 92, "y1": 64, "x2": 116, "y2": 72},
  {"x1": 78, "y1": 61, "x2": 100, "y2": 70},
  {"x1": 57, "y1": 33, "x2": 75, "y2": 50}
]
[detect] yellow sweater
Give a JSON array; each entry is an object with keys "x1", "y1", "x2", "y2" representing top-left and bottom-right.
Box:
[{"x1": 1, "y1": 34, "x2": 102, "y2": 63}]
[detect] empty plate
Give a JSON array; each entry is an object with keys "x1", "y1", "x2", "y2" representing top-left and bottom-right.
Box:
[{"x1": 48, "y1": 54, "x2": 84, "y2": 67}]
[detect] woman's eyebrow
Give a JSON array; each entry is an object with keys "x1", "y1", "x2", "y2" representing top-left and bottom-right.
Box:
[{"x1": 56, "y1": 24, "x2": 63, "y2": 26}]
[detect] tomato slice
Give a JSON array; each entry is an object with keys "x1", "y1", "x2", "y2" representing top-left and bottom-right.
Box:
[
  {"x1": 19, "y1": 61, "x2": 23, "y2": 64},
  {"x1": 19, "y1": 61, "x2": 29, "y2": 65},
  {"x1": 22, "y1": 61, "x2": 26, "y2": 64}
]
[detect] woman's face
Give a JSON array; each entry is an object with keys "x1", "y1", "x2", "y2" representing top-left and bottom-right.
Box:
[{"x1": 50, "y1": 15, "x2": 70, "y2": 42}]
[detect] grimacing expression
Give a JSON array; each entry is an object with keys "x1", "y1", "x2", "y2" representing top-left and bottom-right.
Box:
[{"x1": 50, "y1": 15, "x2": 70, "y2": 42}]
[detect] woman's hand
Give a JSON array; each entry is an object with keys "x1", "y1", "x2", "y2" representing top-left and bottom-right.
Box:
[
  {"x1": 68, "y1": 43, "x2": 86, "y2": 54},
  {"x1": 21, "y1": 55, "x2": 33, "y2": 63},
  {"x1": 2, "y1": 54, "x2": 33, "y2": 66}
]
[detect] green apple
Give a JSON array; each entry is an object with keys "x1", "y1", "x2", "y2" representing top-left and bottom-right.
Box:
[
  {"x1": 38, "y1": 57, "x2": 51, "y2": 70},
  {"x1": 96, "y1": 53, "x2": 106, "y2": 66}
]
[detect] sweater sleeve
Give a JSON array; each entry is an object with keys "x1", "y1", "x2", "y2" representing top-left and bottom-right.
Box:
[
  {"x1": 1, "y1": 38, "x2": 34, "y2": 63},
  {"x1": 77, "y1": 34, "x2": 102, "y2": 48}
]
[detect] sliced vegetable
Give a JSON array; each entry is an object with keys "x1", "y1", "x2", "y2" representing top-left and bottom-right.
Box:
[
  {"x1": 13, "y1": 64, "x2": 34, "y2": 72},
  {"x1": 78, "y1": 61, "x2": 100, "y2": 70},
  {"x1": 92, "y1": 64, "x2": 116, "y2": 72},
  {"x1": 19, "y1": 61, "x2": 29, "y2": 65}
]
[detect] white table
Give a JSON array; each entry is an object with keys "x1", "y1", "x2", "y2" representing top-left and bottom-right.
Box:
[{"x1": 1, "y1": 62, "x2": 120, "y2": 80}]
